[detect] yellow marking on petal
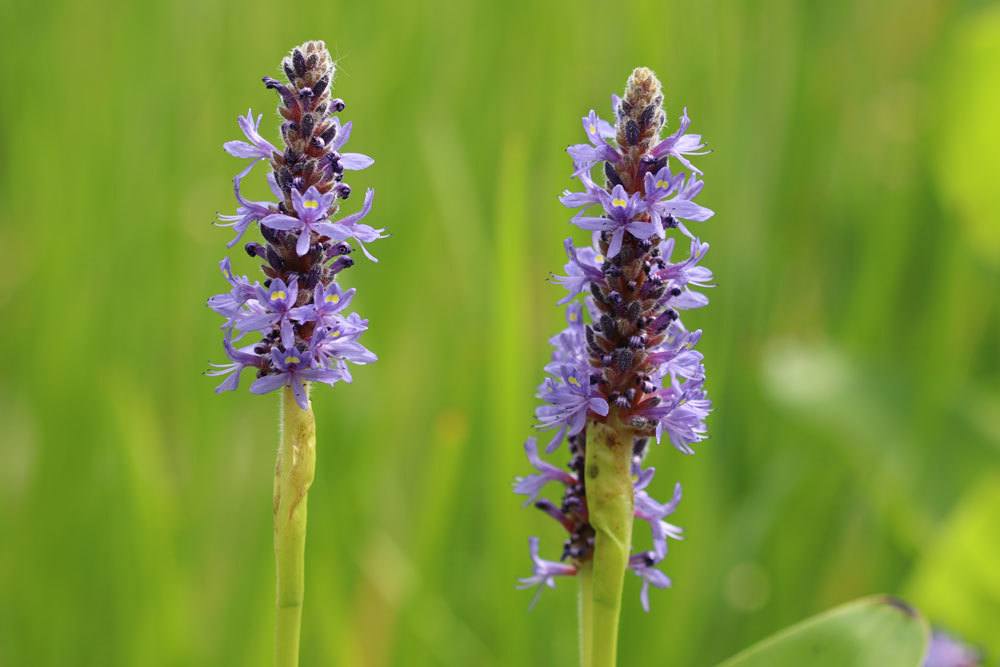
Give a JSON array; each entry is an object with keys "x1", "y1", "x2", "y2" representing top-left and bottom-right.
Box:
[
  {"x1": 588, "y1": 123, "x2": 597, "y2": 135},
  {"x1": 568, "y1": 376, "x2": 580, "y2": 387},
  {"x1": 331, "y1": 331, "x2": 341, "y2": 338},
  {"x1": 303, "y1": 200, "x2": 319, "y2": 209},
  {"x1": 612, "y1": 198, "x2": 626, "y2": 208},
  {"x1": 325, "y1": 294, "x2": 341, "y2": 304},
  {"x1": 595, "y1": 254, "x2": 605, "y2": 264},
  {"x1": 285, "y1": 356, "x2": 301, "y2": 365},
  {"x1": 270, "y1": 291, "x2": 287, "y2": 301},
  {"x1": 656, "y1": 180, "x2": 670, "y2": 190},
  {"x1": 568, "y1": 311, "x2": 576, "y2": 321}
]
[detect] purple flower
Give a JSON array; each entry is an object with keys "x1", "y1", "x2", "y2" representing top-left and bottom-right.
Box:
[
  {"x1": 552, "y1": 237, "x2": 605, "y2": 304},
  {"x1": 216, "y1": 164, "x2": 280, "y2": 248},
  {"x1": 634, "y1": 474, "x2": 683, "y2": 559},
  {"x1": 224, "y1": 110, "x2": 278, "y2": 160},
  {"x1": 208, "y1": 257, "x2": 258, "y2": 326},
  {"x1": 207, "y1": 334, "x2": 266, "y2": 393},
  {"x1": 236, "y1": 277, "x2": 299, "y2": 347},
  {"x1": 629, "y1": 551, "x2": 672, "y2": 612},
  {"x1": 559, "y1": 170, "x2": 604, "y2": 209},
  {"x1": 260, "y1": 186, "x2": 338, "y2": 256},
  {"x1": 513, "y1": 438, "x2": 577, "y2": 505},
  {"x1": 535, "y1": 364, "x2": 610, "y2": 441},
  {"x1": 309, "y1": 323, "x2": 377, "y2": 382},
  {"x1": 924, "y1": 631, "x2": 982, "y2": 667},
  {"x1": 326, "y1": 118, "x2": 375, "y2": 170},
  {"x1": 290, "y1": 282, "x2": 356, "y2": 329},
  {"x1": 646, "y1": 327, "x2": 705, "y2": 382},
  {"x1": 250, "y1": 347, "x2": 345, "y2": 410},
  {"x1": 571, "y1": 184, "x2": 653, "y2": 258},
  {"x1": 651, "y1": 237, "x2": 714, "y2": 315},
  {"x1": 517, "y1": 536, "x2": 578, "y2": 605},
  {"x1": 567, "y1": 110, "x2": 621, "y2": 173},
  {"x1": 649, "y1": 107, "x2": 709, "y2": 174},
  {"x1": 544, "y1": 302, "x2": 590, "y2": 376},
  {"x1": 318, "y1": 188, "x2": 384, "y2": 261},
  {"x1": 642, "y1": 166, "x2": 714, "y2": 232},
  {"x1": 636, "y1": 379, "x2": 711, "y2": 454}
]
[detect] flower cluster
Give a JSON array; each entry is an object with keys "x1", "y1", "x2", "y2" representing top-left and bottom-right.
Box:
[
  {"x1": 207, "y1": 41, "x2": 380, "y2": 409},
  {"x1": 517, "y1": 67, "x2": 714, "y2": 610}
]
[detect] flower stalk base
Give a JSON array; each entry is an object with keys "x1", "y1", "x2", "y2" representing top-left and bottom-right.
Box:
[
  {"x1": 585, "y1": 420, "x2": 634, "y2": 667},
  {"x1": 274, "y1": 385, "x2": 316, "y2": 667}
]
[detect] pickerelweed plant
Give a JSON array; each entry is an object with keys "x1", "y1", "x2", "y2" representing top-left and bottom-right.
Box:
[
  {"x1": 515, "y1": 67, "x2": 714, "y2": 667},
  {"x1": 206, "y1": 40, "x2": 380, "y2": 667}
]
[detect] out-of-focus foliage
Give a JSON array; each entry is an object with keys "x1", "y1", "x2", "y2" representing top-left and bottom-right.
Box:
[
  {"x1": 0, "y1": 0, "x2": 997, "y2": 665},
  {"x1": 906, "y1": 476, "x2": 1000, "y2": 659},
  {"x1": 717, "y1": 596, "x2": 929, "y2": 667}
]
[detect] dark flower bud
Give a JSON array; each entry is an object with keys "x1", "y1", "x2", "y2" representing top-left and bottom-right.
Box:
[{"x1": 292, "y1": 49, "x2": 306, "y2": 77}]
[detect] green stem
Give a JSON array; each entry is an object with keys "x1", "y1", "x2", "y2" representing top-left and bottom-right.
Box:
[
  {"x1": 585, "y1": 420, "x2": 634, "y2": 667},
  {"x1": 274, "y1": 385, "x2": 316, "y2": 667},
  {"x1": 578, "y1": 559, "x2": 594, "y2": 667}
]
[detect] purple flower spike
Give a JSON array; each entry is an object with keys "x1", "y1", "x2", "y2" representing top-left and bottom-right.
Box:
[
  {"x1": 208, "y1": 41, "x2": 383, "y2": 405},
  {"x1": 516, "y1": 66, "x2": 716, "y2": 612}
]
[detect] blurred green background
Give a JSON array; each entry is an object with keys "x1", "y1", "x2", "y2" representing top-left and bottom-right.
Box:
[{"x1": 2, "y1": 0, "x2": 999, "y2": 664}]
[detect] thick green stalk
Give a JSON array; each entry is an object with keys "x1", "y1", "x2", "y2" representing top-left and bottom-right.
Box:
[
  {"x1": 585, "y1": 420, "x2": 634, "y2": 667},
  {"x1": 577, "y1": 559, "x2": 594, "y2": 667},
  {"x1": 274, "y1": 385, "x2": 316, "y2": 667}
]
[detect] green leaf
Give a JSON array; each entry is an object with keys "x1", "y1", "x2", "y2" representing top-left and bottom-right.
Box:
[{"x1": 716, "y1": 596, "x2": 929, "y2": 667}]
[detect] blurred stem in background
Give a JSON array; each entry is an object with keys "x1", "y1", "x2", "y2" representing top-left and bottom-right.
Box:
[
  {"x1": 585, "y1": 421, "x2": 634, "y2": 667},
  {"x1": 274, "y1": 385, "x2": 316, "y2": 667}
]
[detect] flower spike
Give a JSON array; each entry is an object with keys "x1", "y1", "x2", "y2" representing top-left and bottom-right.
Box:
[{"x1": 515, "y1": 67, "x2": 716, "y2": 662}]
